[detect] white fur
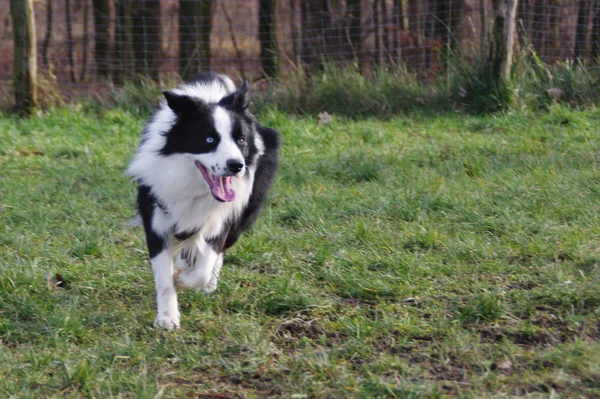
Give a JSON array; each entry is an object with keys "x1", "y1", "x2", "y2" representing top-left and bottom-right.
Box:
[
  {"x1": 174, "y1": 237, "x2": 219, "y2": 289},
  {"x1": 127, "y1": 77, "x2": 255, "y2": 241},
  {"x1": 151, "y1": 248, "x2": 180, "y2": 329},
  {"x1": 193, "y1": 107, "x2": 245, "y2": 177},
  {"x1": 127, "y1": 76, "x2": 257, "y2": 329}
]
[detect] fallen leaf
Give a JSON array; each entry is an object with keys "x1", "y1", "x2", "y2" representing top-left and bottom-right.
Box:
[
  {"x1": 496, "y1": 356, "x2": 512, "y2": 373},
  {"x1": 318, "y1": 112, "x2": 333, "y2": 125},
  {"x1": 546, "y1": 87, "x2": 562, "y2": 100}
]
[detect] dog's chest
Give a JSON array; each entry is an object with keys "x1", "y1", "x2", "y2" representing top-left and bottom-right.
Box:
[
  {"x1": 172, "y1": 184, "x2": 253, "y2": 239},
  {"x1": 166, "y1": 196, "x2": 233, "y2": 239}
]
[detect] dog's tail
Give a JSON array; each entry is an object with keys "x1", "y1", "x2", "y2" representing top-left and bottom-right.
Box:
[{"x1": 128, "y1": 214, "x2": 142, "y2": 227}]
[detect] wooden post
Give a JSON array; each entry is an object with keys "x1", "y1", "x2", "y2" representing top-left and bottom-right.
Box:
[
  {"x1": 10, "y1": 0, "x2": 38, "y2": 113},
  {"x1": 490, "y1": 0, "x2": 518, "y2": 82}
]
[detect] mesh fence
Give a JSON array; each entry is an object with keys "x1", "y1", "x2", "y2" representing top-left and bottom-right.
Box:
[{"x1": 1, "y1": 0, "x2": 599, "y2": 92}]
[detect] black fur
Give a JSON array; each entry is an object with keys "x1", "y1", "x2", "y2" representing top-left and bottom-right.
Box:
[{"x1": 134, "y1": 74, "x2": 279, "y2": 262}]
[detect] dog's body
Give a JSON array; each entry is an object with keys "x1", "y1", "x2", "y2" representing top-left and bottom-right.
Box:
[{"x1": 127, "y1": 73, "x2": 279, "y2": 329}]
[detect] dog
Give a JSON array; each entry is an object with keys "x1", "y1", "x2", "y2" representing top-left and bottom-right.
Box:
[{"x1": 127, "y1": 72, "x2": 279, "y2": 329}]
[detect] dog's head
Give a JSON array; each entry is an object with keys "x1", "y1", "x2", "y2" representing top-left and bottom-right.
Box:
[{"x1": 160, "y1": 82, "x2": 253, "y2": 202}]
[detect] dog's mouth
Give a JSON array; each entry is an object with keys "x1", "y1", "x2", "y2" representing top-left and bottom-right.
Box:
[{"x1": 195, "y1": 161, "x2": 236, "y2": 202}]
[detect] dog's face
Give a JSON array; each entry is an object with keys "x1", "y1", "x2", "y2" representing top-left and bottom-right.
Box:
[{"x1": 160, "y1": 85, "x2": 252, "y2": 202}]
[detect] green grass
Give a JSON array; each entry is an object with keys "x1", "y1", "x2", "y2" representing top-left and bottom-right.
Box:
[{"x1": 1, "y1": 103, "x2": 600, "y2": 397}]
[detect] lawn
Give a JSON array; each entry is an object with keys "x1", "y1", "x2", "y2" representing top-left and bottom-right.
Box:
[{"x1": 1, "y1": 103, "x2": 599, "y2": 398}]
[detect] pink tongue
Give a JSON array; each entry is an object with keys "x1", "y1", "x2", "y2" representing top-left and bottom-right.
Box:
[{"x1": 212, "y1": 176, "x2": 236, "y2": 202}]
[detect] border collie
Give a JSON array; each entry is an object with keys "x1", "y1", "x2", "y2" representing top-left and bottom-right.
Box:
[{"x1": 127, "y1": 72, "x2": 279, "y2": 329}]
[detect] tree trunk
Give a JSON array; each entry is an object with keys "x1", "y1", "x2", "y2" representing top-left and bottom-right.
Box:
[
  {"x1": 434, "y1": 0, "x2": 450, "y2": 47},
  {"x1": 300, "y1": 0, "x2": 330, "y2": 71},
  {"x1": 592, "y1": 1, "x2": 600, "y2": 62},
  {"x1": 535, "y1": 0, "x2": 549, "y2": 59},
  {"x1": 10, "y1": 0, "x2": 38, "y2": 113},
  {"x1": 490, "y1": 0, "x2": 518, "y2": 82},
  {"x1": 81, "y1": 0, "x2": 90, "y2": 82},
  {"x1": 291, "y1": 0, "x2": 302, "y2": 67},
  {"x1": 92, "y1": 0, "x2": 111, "y2": 79},
  {"x1": 348, "y1": 0, "x2": 362, "y2": 66},
  {"x1": 65, "y1": 0, "x2": 76, "y2": 82},
  {"x1": 393, "y1": 0, "x2": 407, "y2": 64},
  {"x1": 179, "y1": 0, "x2": 214, "y2": 79},
  {"x1": 481, "y1": 0, "x2": 488, "y2": 54},
  {"x1": 434, "y1": 0, "x2": 466, "y2": 55},
  {"x1": 575, "y1": 0, "x2": 593, "y2": 61},
  {"x1": 114, "y1": 0, "x2": 135, "y2": 82},
  {"x1": 220, "y1": 1, "x2": 245, "y2": 77},
  {"x1": 374, "y1": 0, "x2": 383, "y2": 66},
  {"x1": 552, "y1": 0, "x2": 577, "y2": 61},
  {"x1": 408, "y1": 0, "x2": 426, "y2": 69},
  {"x1": 259, "y1": 0, "x2": 278, "y2": 78},
  {"x1": 42, "y1": 0, "x2": 52, "y2": 69},
  {"x1": 132, "y1": 0, "x2": 161, "y2": 80}
]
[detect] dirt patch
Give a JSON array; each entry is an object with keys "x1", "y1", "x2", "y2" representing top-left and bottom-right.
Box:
[
  {"x1": 275, "y1": 317, "x2": 325, "y2": 340},
  {"x1": 169, "y1": 369, "x2": 284, "y2": 399}
]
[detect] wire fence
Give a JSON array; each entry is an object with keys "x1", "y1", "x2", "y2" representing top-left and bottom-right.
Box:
[{"x1": 2, "y1": 0, "x2": 600, "y2": 95}]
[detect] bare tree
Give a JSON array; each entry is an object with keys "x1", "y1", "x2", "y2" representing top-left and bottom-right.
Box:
[
  {"x1": 575, "y1": 0, "x2": 593, "y2": 61},
  {"x1": 42, "y1": 0, "x2": 52, "y2": 69},
  {"x1": 374, "y1": 0, "x2": 384, "y2": 65},
  {"x1": 92, "y1": 0, "x2": 111, "y2": 79},
  {"x1": 259, "y1": 0, "x2": 279, "y2": 78},
  {"x1": 220, "y1": 1, "x2": 245, "y2": 77},
  {"x1": 592, "y1": 1, "x2": 600, "y2": 61},
  {"x1": 434, "y1": 0, "x2": 466, "y2": 61},
  {"x1": 291, "y1": 0, "x2": 302, "y2": 67},
  {"x1": 115, "y1": 0, "x2": 135, "y2": 82},
  {"x1": 132, "y1": 0, "x2": 161, "y2": 80},
  {"x1": 81, "y1": 0, "x2": 90, "y2": 81},
  {"x1": 65, "y1": 0, "x2": 76, "y2": 82},
  {"x1": 10, "y1": 0, "x2": 38, "y2": 113},
  {"x1": 490, "y1": 0, "x2": 518, "y2": 81},
  {"x1": 300, "y1": 0, "x2": 331, "y2": 70},
  {"x1": 348, "y1": 0, "x2": 362, "y2": 65},
  {"x1": 179, "y1": 0, "x2": 215, "y2": 79}
]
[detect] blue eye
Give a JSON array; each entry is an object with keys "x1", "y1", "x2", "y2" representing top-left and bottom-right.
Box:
[{"x1": 206, "y1": 137, "x2": 214, "y2": 144}]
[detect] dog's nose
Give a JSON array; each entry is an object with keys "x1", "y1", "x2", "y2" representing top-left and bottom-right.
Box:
[{"x1": 226, "y1": 159, "x2": 244, "y2": 174}]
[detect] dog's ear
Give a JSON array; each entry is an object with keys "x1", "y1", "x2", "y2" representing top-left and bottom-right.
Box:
[
  {"x1": 218, "y1": 81, "x2": 250, "y2": 112},
  {"x1": 163, "y1": 91, "x2": 207, "y2": 115}
]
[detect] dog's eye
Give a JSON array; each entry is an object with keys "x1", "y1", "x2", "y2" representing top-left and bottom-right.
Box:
[
  {"x1": 236, "y1": 137, "x2": 245, "y2": 145},
  {"x1": 206, "y1": 137, "x2": 214, "y2": 144}
]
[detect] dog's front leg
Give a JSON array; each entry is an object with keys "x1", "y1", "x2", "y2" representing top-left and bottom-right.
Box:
[
  {"x1": 175, "y1": 238, "x2": 220, "y2": 292},
  {"x1": 151, "y1": 246, "x2": 180, "y2": 329}
]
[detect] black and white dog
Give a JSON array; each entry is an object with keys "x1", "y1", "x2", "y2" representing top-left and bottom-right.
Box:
[{"x1": 127, "y1": 73, "x2": 279, "y2": 329}]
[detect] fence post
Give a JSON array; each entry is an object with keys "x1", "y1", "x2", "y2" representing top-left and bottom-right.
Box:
[
  {"x1": 10, "y1": 0, "x2": 38, "y2": 114},
  {"x1": 490, "y1": 0, "x2": 518, "y2": 82}
]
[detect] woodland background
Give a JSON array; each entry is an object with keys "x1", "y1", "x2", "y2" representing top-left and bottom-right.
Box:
[{"x1": 2, "y1": 0, "x2": 599, "y2": 91}]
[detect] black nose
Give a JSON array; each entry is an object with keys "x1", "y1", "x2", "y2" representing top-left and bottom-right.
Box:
[{"x1": 226, "y1": 160, "x2": 244, "y2": 174}]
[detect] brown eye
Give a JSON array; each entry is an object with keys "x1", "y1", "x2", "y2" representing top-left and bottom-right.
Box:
[{"x1": 237, "y1": 137, "x2": 245, "y2": 145}]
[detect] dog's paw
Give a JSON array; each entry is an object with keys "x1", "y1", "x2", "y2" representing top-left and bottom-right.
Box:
[
  {"x1": 199, "y1": 275, "x2": 219, "y2": 295},
  {"x1": 173, "y1": 268, "x2": 195, "y2": 288},
  {"x1": 173, "y1": 267, "x2": 185, "y2": 287},
  {"x1": 154, "y1": 312, "x2": 181, "y2": 330}
]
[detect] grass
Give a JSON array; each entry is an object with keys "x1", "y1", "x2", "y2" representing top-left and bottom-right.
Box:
[{"x1": 1, "y1": 102, "x2": 600, "y2": 397}]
